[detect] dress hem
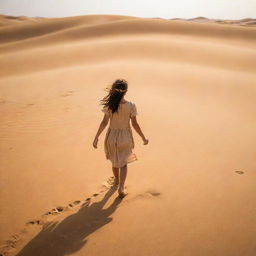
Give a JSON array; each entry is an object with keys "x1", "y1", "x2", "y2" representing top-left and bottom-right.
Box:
[{"x1": 112, "y1": 158, "x2": 138, "y2": 168}]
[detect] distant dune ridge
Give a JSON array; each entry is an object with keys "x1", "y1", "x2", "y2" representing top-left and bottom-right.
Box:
[
  {"x1": 0, "y1": 14, "x2": 256, "y2": 256},
  {"x1": 1, "y1": 14, "x2": 256, "y2": 27},
  {"x1": 187, "y1": 17, "x2": 256, "y2": 26},
  {"x1": 171, "y1": 16, "x2": 256, "y2": 26},
  {"x1": 0, "y1": 14, "x2": 45, "y2": 26}
]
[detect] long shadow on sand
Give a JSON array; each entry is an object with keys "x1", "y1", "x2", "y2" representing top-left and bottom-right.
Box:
[{"x1": 16, "y1": 186, "x2": 122, "y2": 256}]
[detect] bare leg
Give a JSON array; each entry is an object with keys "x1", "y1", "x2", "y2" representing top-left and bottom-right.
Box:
[
  {"x1": 112, "y1": 166, "x2": 119, "y2": 185},
  {"x1": 118, "y1": 164, "x2": 127, "y2": 196}
]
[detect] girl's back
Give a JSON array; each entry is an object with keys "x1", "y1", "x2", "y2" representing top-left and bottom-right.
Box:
[{"x1": 102, "y1": 100, "x2": 138, "y2": 130}]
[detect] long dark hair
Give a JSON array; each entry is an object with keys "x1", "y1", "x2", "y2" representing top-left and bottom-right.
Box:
[{"x1": 100, "y1": 79, "x2": 128, "y2": 114}]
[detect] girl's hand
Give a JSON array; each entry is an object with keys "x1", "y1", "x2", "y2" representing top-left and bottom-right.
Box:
[
  {"x1": 143, "y1": 138, "x2": 149, "y2": 145},
  {"x1": 93, "y1": 137, "x2": 98, "y2": 148}
]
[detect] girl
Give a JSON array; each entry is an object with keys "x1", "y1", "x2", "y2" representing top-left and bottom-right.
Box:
[{"x1": 93, "y1": 79, "x2": 149, "y2": 199}]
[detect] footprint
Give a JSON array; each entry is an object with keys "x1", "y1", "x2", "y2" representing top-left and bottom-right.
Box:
[
  {"x1": 101, "y1": 176, "x2": 116, "y2": 190},
  {"x1": 101, "y1": 182, "x2": 112, "y2": 189},
  {"x1": 130, "y1": 189, "x2": 161, "y2": 201},
  {"x1": 68, "y1": 200, "x2": 81, "y2": 208},
  {"x1": 235, "y1": 171, "x2": 244, "y2": 175},
  {"x1": 56, "y1": 206, "x2": 65, "y2": 212},
  {"x1": 26, "y1": 219, "x2": 44, "y2": 225},
  {"x1": 107, "y1": 176, "x2": 115, "y2": 183},
  {"x1": 145, "y1": 189, "x2": 161, "y2": 197},
  {"x1": 51, "y1": 208, "x2": 60, "y2": 215},
  {"x1": 26, "y1": 103, "x2": 35, "y2": 106},
  {"x1": 61, "y1": 91, "x2": 74, "y2": 97},
  {"x1": 44, "y1": 211, "x2": 52, "y2": 215}
]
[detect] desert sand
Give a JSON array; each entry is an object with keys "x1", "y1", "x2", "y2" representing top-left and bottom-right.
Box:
[{"x1": 0, "y1": 14, "x2": 256, "y2": 256}]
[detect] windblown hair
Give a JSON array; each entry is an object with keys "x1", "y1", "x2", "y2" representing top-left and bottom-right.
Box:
[{"x1": 100, "y1": 79, "x2": 128, "y2": 114}]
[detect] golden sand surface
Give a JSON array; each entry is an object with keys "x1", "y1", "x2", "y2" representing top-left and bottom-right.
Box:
[{"x1": 0, "y1": 14, "x2": 256, "y2": 256}]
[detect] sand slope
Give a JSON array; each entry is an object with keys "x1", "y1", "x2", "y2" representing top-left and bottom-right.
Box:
[{"x1": 0, "y1": 14, "x2": 256, "y2": 256}]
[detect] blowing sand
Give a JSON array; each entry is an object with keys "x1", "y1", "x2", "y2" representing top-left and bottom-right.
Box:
[{"x1": 0, "y1": 14, "x2": 256, "y2": 256}]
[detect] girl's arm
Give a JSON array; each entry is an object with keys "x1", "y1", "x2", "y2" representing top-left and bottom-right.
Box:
[
  {"x1": 94, "y1": 114, "x2": 109, "y2": 139},
  {"x1": 131, "y1": 116, "x2": 147, "y2": 141},
  {"x1": 93, "y1": 115, "x2": 109, "y2": 148}
]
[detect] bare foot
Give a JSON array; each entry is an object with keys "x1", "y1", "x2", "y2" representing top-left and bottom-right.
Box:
[
  {"x1": 118, "y1": 185, "x2": 128, "y2": 199},
  {"x1": 118, "y1": 191, "x2": 128, "y2": 199}
]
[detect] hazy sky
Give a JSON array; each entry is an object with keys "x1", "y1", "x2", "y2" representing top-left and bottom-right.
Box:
[{"x1": 0, "y1": 0, "x2": 255, "y2": 19}]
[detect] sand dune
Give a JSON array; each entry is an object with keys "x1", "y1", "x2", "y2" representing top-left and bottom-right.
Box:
[
  {"x1": 0, "y1": 14, "x2": 44, "y2": 27},
  {"x1": 187, "y1": 17, "x2": 256, "y2": 27},
  {"x1": 0, "y1": 14, "x2": 256, "y2": 256}
]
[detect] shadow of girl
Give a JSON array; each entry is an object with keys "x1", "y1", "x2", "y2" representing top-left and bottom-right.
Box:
[{"x1": 17, "y1": 186, "x2": 122, "y2": 256}]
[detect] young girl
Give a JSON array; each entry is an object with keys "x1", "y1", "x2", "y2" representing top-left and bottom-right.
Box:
[{"x1": 93, "y1": 79, "x2": 149, "y2": 199}]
